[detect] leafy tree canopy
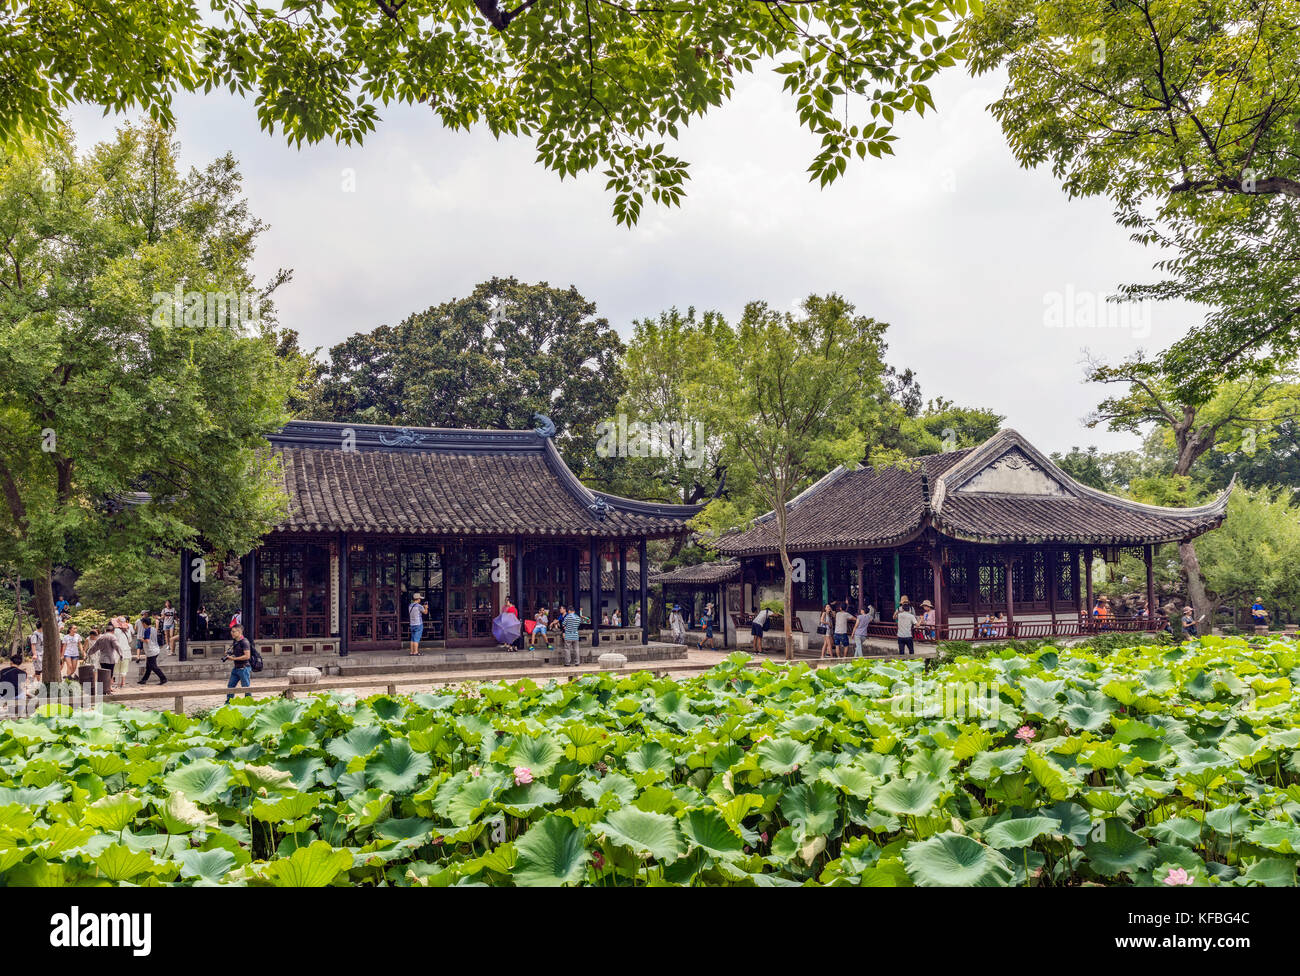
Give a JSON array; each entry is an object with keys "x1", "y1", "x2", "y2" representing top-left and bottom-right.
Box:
[
  {"x1": 306, "y1": 276, "x2": 625, "y2": 473},
  {"x1": 0, "y1": 120, "x2": 294, "y2": 673},
  {"x1": 1, "y1": 0, "x2": 966, "y2": 224},
  {"x1": 966, "y1": 0, "x2": 1300, "y2": 398}
]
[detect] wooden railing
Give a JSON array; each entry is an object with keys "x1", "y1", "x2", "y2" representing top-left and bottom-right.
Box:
[{"x1": 865, "y1": 615, "x2": 1158, "y2": 644}]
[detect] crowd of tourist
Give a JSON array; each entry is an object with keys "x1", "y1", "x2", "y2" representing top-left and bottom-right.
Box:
[{"x1": 4, "y1": 598, "x2": 253, "y2": 707}]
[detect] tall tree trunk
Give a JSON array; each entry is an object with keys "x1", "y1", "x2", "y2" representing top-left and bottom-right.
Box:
[
  {"x1": 33, "y1": 567, "x2": 61, "y2": 682},
  {"x1": 780, "y1": 544, "x2": 794, "y2": 662},
  {"x1": 1178, "y1": 540, "x2": 1212, "y2": 634}
]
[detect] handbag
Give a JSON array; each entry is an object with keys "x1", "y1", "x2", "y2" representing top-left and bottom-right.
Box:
[{"x1": 815, "y1": 624, "x2": 827, "y2": 635}]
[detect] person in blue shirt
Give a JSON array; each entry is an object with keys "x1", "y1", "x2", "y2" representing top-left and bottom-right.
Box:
[
  {"x1": 1251, "y1": 599, "x2": 1269, "y2": 627},
  {"x1": 55, "y1": 597, "x2": 68, "y2": 616},
  {"x1": 559, "y1": 604, "x2": 583, "y2": 666},
  {"x1": 408, "y1": 593, "x2": 427, "y2": 656}
]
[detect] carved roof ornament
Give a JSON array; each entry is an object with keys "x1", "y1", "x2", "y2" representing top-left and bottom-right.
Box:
[
  {"x1": 533, "y1": 414, "x2": 556, "y2": 439},
  {"x1": 377, "y1": 426, "x2": 433, "y2": 448}
]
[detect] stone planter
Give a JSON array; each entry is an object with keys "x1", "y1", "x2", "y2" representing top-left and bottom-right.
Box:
[
  {"x1": 598, "y1": 652, "x2": 627, "y2": 670},
  {"x1": 287, "y1": 666, "x2": 322, "y2": 685}
]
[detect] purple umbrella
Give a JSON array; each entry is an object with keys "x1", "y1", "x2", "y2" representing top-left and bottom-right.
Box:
[{"x1": 492, "y1": 611, "x2": 522, "y2": 645}]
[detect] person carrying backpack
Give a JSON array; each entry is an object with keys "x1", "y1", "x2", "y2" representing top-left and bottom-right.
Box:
[
  {"x1": 136, "y1": 616, "x2": 167, "y2": 685},
  {"x1": 223, "y1": 623, "x2": 254, "y2": 701}
]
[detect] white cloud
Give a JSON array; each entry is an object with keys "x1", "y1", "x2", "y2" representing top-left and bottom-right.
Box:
[{"x1": 68, "y1": 63, "x2": 1196, "y2": 455}]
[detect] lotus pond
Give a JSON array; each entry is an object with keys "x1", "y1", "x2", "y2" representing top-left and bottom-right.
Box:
[{"x1": 2, "y1": 636, "x2": 1299, "y2": 886}]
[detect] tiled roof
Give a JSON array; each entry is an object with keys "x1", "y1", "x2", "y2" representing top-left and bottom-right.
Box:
[
  {"x1": 715, "y1": 430, "x2": 1231, "y2": 554},
  {"x1": 714, "y1": 452, "x2": 969, "y2": 556},
  {"x1": 268, "y1": 421, "x2": 699, "y2": 539},
  {"x1": 651, "y1": 560, "x2": 740, "y2": 585}
]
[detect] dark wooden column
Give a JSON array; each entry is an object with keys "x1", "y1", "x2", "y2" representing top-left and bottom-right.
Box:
[
  {"x1": 240, "y1": 549, "x2": 256, "y2": 643},
  {"x1": 618, "y1": 544, "x2": 628, "y2": 622},
  {"x1": 971, "y1": 547, "x2": 981, "y2": 633},
  {"x1": 590, "y1": 537, "x2": 602, "y2": 648},
  {"x1": 719, "y1": 582, "x2": 728, "y2": 648},
  {"x1": 513, "y1": 536, "x2": 525, "y2": 648},
  {"x1": 855, "y1": 551, "x2": 865, "y2": 613},
  {"x1": 570, "y1": 546, "x2": 580, "y2": 615},
  {"x1": 638, "y1": 537, "x2": 649, "y2": 645},
  {"x1": 338, "y1": 533, "x2": 349, "y2": 656},
  {"x1": 178, "y1": 549, "x2": 191, "y2": 662},
  {"x1": 513, "y1": 535, "x2": 524, "y2": 609},
  {"x1": 1004, "y1": 552, "x2": 1016, "y2": 638},
  {"x1": 1084, "y1": 546, "x2": 1094, "y2": 627},
  {"x1": 1047, "y1": 548, "x2": 1058, "y2": 636},
  {"x1": 1144, "y1": 544, "x2": 1156, "y2": 631},
  {"x1": 738, "y1": 560, "x2": 747, "y2": 613}
]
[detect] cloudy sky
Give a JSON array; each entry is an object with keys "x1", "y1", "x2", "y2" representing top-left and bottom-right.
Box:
[{"x1": 70, "y1": 64, "x2": 1186, "y2": 456}]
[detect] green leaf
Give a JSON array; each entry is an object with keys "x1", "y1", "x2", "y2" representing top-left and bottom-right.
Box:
[
  {"x1": 902, "y1": 833, "x2": 1014, "y2": 887},
  {"x1": 513, "y1": 815, "x2": 590, "y2": 887},
  {"x1": 595, "y1": 807, "x2": 687, "y2": 863}
]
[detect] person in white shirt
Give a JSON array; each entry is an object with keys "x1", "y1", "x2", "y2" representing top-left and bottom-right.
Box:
[
  {"x1": 750, "y1": 607, "x2": 770, "y2": 655},
  {"x1": 895, "y1": 599, "x2": 919, "y2": 656},
  {"x1": 831, "y1": 603, "x2": 856, "y2": 659},
  {"x1": 111, "y1": 617, "x2": 133, "y2": 689}
]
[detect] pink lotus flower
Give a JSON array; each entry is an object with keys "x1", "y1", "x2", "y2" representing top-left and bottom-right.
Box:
[
  {"x1": 514, "y1": 766, "x2": 533, "y2": 786},
  {"x1": 591, "y1": 850, "x2": 605, "y2": 869},
  {"x1": 1015, "y1": 725, "x2": 1036, "y2": 743},
  {"x1": 468, "y1": 764, "x2": 481, "y2": 778},
  {"x1": 759, "y1": 832, "x2": 769, "y2": 843},
  {"x1": 1163, "y1": 867, "x2": 1194, "y2": 886}
]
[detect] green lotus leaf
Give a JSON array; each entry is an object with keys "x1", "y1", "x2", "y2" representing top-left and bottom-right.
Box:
[
  {"x1": 579, "y1": 773, "x2": 637, "y2": 807},
  {"x1": 496, "y1": 734, "x2": 566, "y2": 778},
  {"x1": 1042, "y1": 801, "x2": 1094, "y2": 845},
  {"x1": 1084, "y1": 821, "x2": 1156, "y2": 877},
  {"x1": 983, "y1": 815, "x2": 1060, "y2": 849},
  {"x1": 678, "y1": 808, "x2": 746, "y2": 860},
  {"x1": 251, "y1": 791, "x2": 320, "y2": 824},
  {"x1": 159, "y1": 791, "x2": 218, "y2": 833},
  {"x1": 162, "y1": 761, "x2": 233, "y2": 804},
  {"x1": 873, "y1": 776, "x2": 943, "y2": 818},
  {"x1": 364, "y1": 740, "x2": 433, "y2": 794},
  {"x1": 902, "y1": 833, "x2": 1015, "y2": 887},
  {"x1": 93, "y1": 843, "x2": 163, "y2": 882},
  {"x1": 1148, "y1": 817, "x2": 1201, "y2": 847},
  {"x1": 260, "y1": 840, "x2": 353, "y2": 887},
  {"x1": 625, "y1": 742, "x2": 675, "y2": 781},
  {"x1": 1240, "y1": 857, "x2": 1297, "y2": 887},
  {"x1": 756, "y1": 737, "x2": 812, "y2": 776},
  {"x1": 595, "y1": 807, "x2": 687, "y2": 862},
  {"x1": 1204, "y1": 803, "x2": 1252, "y2": 838},
  {"x1": 81, "y1": 792, "x2": 145, "y2": 832},
  {"x1": 819, "y1": 764, "x2": 877, "y2": 799},
  {"x1": 1245, "y1": 822, "x2": 1300, "y2": 854},
  {"x1": 233, "y1": 764, "x2": 295, "y2": 793},
  {"x1": 174, "y1": 847, "x2": 239, "y2": 882},
  {"x1": 445, "y1": 773, "x2": 506, "y2": 826},
  {"x1": 781, "y1": 781, "x2": 840, "y2": 837},
  {"x1": 326, "y1": 726, "x2": 388, "y2": 762},
  {"x1": 495, "y1": 781, "x2": 563, "y2": 816},
  {"x1": 513, "y1": 815, "x2": 589, "y2": 886}
]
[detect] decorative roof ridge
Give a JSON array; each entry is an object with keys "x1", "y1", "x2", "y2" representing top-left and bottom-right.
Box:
[
  {"x1": 271, "y1": 419, "x2": 548, "y2": 454},
  {"x1": 931, "y1": 428, "x2": 1234, "y2": 520},
  {"x1": 537, "y1": 438, "x2": 704, "y2": 521}
]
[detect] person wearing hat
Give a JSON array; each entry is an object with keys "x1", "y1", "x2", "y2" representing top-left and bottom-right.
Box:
[
  {"x1": 1181, "y1": 605, "x2": 1204, "y2": 639},
  {"x1": 669, "y1": 604, "x2": 686, "y2": 645},
  {"x1": 895, "y1": 598, "x2": 919, "y2": 656},
  {"x1": 1251, "y1": 598, "x2": 1269, "y2": 628},
  {"x1": 110, "y1": 616, "x2": 133, "y2": 689},
  {"x1": 919, "y1": 599, "x2": 936, "y2": 640},
  {"x1": 698, "y1": 602, "x2": 717, "y2": 650},
  {"x1": 408, "y1": 592, "x2": 427, "y2": 656}
]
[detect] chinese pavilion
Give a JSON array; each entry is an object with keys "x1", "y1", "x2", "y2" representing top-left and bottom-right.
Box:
[{"x1": 713, "y1": 430, "x2": 1232, "y2": 642}]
